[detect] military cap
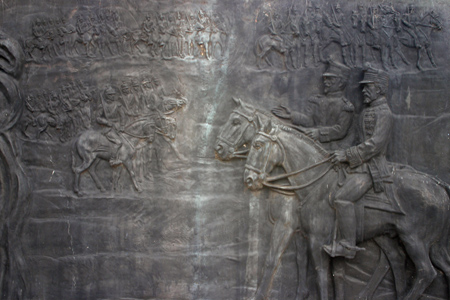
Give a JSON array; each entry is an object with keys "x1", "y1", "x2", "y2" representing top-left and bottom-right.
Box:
[
  {"x1": 131, "y1": 78, "x2": 140, "y2": 87},
  {"x1": 323, "y1": 60, "x2": 351, "y2": 79},
  {"x1": 120, "y1": 81, "x2": 130, "y2": 90},
  {"x1": 105, "y1": 86, "x2": 116, "y2": 95},
  {"x1": 359, "y1": 65, "x2": 389, "y2": 88}
]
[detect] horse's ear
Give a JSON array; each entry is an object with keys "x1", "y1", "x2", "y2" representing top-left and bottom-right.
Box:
[
  {"x1": 232, "y1": 97, "x2": 242, "y2": 107},
  {"x1": 264, "y1": 119, "x2": 274, "y2": 134},
  {"x1": 255, "y1": 114, "x2": 263, "y2": 130}
]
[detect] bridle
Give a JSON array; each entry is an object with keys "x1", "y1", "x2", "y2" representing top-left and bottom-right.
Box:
[
  {"x1": 216, "y1": 109, "x2": 257, "y2": 158},
  {"x1": 245, "y1": 130, "x2": 334, "y2": 192},
  {"x1": 244, "y1": 131, "x2": 286, "y2": 177}
]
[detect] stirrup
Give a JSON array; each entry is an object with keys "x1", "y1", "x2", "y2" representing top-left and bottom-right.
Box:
[
  {"x1": 323, "y1": 241, "x2": 365, "y2": 259},
  {"x1": 109, "y1": 158, "x2": 122, "y2": 166}
]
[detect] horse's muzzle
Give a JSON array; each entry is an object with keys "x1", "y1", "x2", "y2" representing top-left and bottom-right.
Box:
[
  {"x1": 214, "y1": 141, "x2": 232, "y2": 160},
  {"x1": 244, "y1": 169, "x2": 264, "y2": 191}
]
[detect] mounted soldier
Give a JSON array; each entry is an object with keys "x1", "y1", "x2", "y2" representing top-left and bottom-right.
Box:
[
  {"x1": 272, "y1": 60, "x2": 354, "y2": 151},
  {"x1": 401, "y1": 5, "x2": 422, "y2": 49},
  {"x1": 324, "y1": 66, "x2": 393, "y2": 258},
  {"x1": 97, "y1": 86, "x2": 126, "y2": 166}
]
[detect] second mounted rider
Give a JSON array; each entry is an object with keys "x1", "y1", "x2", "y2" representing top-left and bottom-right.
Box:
[
  {"x1": 97, "y1": 86, "x2": 126, "y2": 166},
  {"x1": 272, "y1": 60, "x2": 354, "y2": 151}
]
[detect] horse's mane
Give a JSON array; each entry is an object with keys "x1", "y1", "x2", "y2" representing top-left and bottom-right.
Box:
[
  {"x1": 254, "y1": 108, "x2": 275, "y2": 119},
  {"x1": 243, "y1": 104, "x2": 329, "y2": 158},
  {"x1": 278, "y1": 124, "x2": 330, "y2": 158}
]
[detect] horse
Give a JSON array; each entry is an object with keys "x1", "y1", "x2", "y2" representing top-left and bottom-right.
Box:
[
  {"x1": 363, "y1": 10, "x2": 410, "y2": 71},
  {"x1": 398, "y1": 11, "x2": 443, "y2": 71},
  {"x1": 215, "y1": 98, "x2": 407, "y2": 300},
  {"x1": 72, "y1": 119, "x2": 156, "y2": 196},
  {"x1": 243, "y1": 119, "x2": 450, "y2": 300},
  {"x1": 255, "y1": 34, "x2": 291, "y2": 70}
]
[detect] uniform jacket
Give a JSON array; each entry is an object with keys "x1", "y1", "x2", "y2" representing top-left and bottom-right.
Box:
[
  {"x1": 290, "y1": 91, "x2": 354, "y2": 150},
  {"x1": 346, "y1": 96, "x2": 393, "y2": 192}
]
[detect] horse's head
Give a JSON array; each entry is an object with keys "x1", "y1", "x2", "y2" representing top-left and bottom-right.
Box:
[
  {"x1": 244, "y1": 121, "x2": 284, "y2": 191},
  {"x1": 429, "y1": 11, "x2": 443, "y2": 31},
  {"x1": 215, "y1": 97, "x2": 259, "y2": 160}
]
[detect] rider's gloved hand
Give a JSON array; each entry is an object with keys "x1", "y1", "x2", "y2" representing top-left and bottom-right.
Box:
[
  {"x1": 331, "y1": 150, "x2": 347, "y2": 165},
  {"x1": 304, "y1": 128, "x2": 319, "y2": 141},
  {"x1": 271, "y1": 105, "x2": 291, "y2": 119}
]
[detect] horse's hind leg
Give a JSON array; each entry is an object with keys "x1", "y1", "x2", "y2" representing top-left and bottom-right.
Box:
[
  {"x1": 73, "y1": 151, "x2": 96, "y2": 195},
  {"x1": 430, "y1": 239, "x2": 450, "y2": 296},
  {"x1": 372, "y1": 236, "x2": 407, "y2": 299},
  {"x1": 401, "y1": 234, "x2": 437, "y2": 300}
]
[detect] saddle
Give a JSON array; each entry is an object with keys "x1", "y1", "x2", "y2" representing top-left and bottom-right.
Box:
[{"x1": 353, "y1": 163, "x2": 407, "y2": 241}]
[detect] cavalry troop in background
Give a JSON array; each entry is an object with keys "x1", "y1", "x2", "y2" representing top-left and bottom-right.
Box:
[
  {"x1": 21, "y1": 74, "x2": 186, "y2": 144},
  {"x1": 256, "y1": 3, "x2": 443, "y2": 71},
  {"x1": 22, "y1": 80, "x2": 95, "y2": 142},
  {"x1": 24, "y1": 8, "x2": 228, "y2": 62}
]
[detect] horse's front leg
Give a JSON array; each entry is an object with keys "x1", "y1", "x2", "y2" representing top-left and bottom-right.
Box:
[
  {"x1": 416, "y1": 48, "x2": 424, "y2": 71},
  {"x1": 332, "y1": 257, "x2": 347, "y2": 299},
  {"x1": 425, "y1": 45, "x2": 437, "y2": 68},
  {"x1": 112, "y1": 165, "x2": 123, "y2": 193},
  {"x1": 310, "y1": 241, "x2": 331, "y2": 300},
  {"x1": 295, "y1": 233, "x2": 309, "y2": 300},
  {"x1": 250, "y1": 196, "x2": 297, "y2": 300},
  {"x1": 122, "y1": 158, "x2": 142, "y2": 193}
]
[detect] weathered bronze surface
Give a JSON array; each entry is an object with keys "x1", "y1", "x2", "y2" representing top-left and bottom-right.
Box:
[{"x1": 0, "y1": 0, "x2": 449, "y2": 299}]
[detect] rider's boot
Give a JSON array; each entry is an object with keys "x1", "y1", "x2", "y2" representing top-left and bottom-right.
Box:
[
  {"x1": 323, "y1": 200, "x2": 365, "y2": 259},
  {"x1": 109, "y1": 146, "x2": 123, "y2": 167}
]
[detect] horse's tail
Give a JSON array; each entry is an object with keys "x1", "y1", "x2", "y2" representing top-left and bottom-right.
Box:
[
  {"x1": 429, "y1": 181, "x2": 450, "y2": 288},
  {"x1": 425, "y1": 175, "x2": 450, "y2": 291}
]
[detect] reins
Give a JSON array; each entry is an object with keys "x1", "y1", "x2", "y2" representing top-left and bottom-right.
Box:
[
  {"x1": 246, "y1": 130, "x2": 334, "y2": 192},
  {"x1": 263, "y1": 163, "x2": 334, "y2": 191}
]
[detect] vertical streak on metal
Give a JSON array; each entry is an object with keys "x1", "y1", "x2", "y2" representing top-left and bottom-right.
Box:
[
  {"x1": 244, "y1": 192, "x2": 260, "y2": 297},
  {"x1": 192, "y1": 193, "x2": 203, "y2": 300}
]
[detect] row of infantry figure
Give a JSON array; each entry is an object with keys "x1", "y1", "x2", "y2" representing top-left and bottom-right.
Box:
[
  {"x1": 25, "y1": 9, "x2": 228, "y2": 61},
  {"x1": 257, "y1": 3, "x2": 442, "y2": 70}
]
